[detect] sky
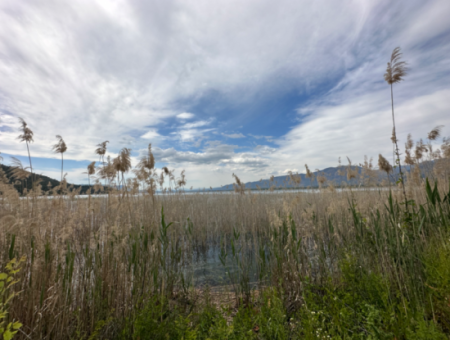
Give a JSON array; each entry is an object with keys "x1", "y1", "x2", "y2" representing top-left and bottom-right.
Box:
[{"x1": 1, "y1": 0, "x2": 450, "y2": 188}]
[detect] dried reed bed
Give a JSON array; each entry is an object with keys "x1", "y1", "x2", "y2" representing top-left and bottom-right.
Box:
[{"x1": 1, "y1": 160, "x2": 450, "y2": 339}]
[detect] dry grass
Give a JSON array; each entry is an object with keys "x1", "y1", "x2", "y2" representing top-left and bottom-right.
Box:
[{"x1": 0, "y1": 162, "x2": 449, "y2": 338}]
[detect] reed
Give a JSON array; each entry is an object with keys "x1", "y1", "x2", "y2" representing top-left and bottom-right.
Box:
[{"x1": 0, "y1": 140, "x2": 449, "y2": 338}]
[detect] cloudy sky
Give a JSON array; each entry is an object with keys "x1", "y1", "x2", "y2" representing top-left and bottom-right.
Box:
[{"x1": 1, "y1": 0, "x2": 450, "y2": 188}]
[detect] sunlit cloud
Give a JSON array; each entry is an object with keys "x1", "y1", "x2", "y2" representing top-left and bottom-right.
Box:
[{"x1": 0, "y1": 0, "x2": 449, "y2": 187}]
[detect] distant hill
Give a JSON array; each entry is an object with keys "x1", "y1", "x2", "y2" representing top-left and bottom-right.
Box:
[
  {"x1": 214, "y1": 165, "x2": 411, "y2": 191},
  {"x1": 0, "y1": 164, "x2": 96, "y2": 195}
]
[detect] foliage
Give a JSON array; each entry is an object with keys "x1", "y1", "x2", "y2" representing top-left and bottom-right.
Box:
[{"x1": 0, "y1": 257, "x2": 25, "y2": 340}]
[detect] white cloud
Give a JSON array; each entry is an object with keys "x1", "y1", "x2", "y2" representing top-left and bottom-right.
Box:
[
  {"x1": 182, "y1": 120, "x2": 211, "y2": 129},
  {"x1": 177, "y1": 112, "x2": 195, "y2": 120},
  {"x1": 222, "y1": 133, "x2": 245, "y2": 139},
  {"x1": 273, "y1": 89, "x2": 450, "y2": 172},
  {"x1": 0, "y1": 0, "x2": 449, "y2": 188},
  {"x1": 249, "y1": 134, "x2": 274, "y2": 142},
  {"x1": 141, "y1": 129, "x2": 161, "y2": 140}
]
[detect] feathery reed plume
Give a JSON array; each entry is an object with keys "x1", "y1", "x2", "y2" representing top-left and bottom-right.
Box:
[
  {"x1": 138, "y1": 144, "x2": 155, "y2": 171},
  {"x1": 95, "y1": 141, "x2": 109, "y2": 159},
  {"x1": 317, "y1": 173, "x2": 327, "y2": 188},
  {"x1": 97, "y1": 155, "x2": 116, "y2": 186},
  {"x1": 288, "y1": 171, "x2": 301, "y2": 186},
  {"x1": 378, "y1": 154, "x2": 393, "y2": 187},
  {"x1": 346, "y1": 157, "x2": 358, "y2": 182},
  {"x1": 113, "y1": 148, "x2": 132, "y2": 190},
  {"x1": 135, "y1": 144, "x2": 157, "y2": 195},
  {"x1": 84, "y1": 161, "x2": 96, "y2": 187},
  {"x1": 384, "y1": 47, "x2": 408, "y2": 208},
  {"x1": 162, "y1": 166, "x2": 170, "y2": 175},
  {"x1": 87, "y1": 161, "x2": 96, "y2": 176},
  {"x1": 442, "y1": 137, "x2": 450, "y2": 159},
  {"x1": 428, "y1": 125, "x2": 443, "y2": 141},
  {"x1": 414, "y1": 139, "x2": 426, "y2": 162},
  {"x1": 176, "y1": 170, "x2": 186, "y2": 189},
  {"x1": 159, "y1": 171, "x2": 165, "y2": 190},
  {"x1": 17, "y1": 118, "x2": 35, "y2": 186},
  {"x1": 423, "y1": 126, "x2": 444, "y2": 162},
  {"x1": 305, "y1": 164, "x2": 312, "y2": 178},
  {"x1": 95, "y1": 141, "x2": 109, "y2": 185},
  {"x1": 384, "y1": 47, "x2": 407, "y2": 85},
  {"x1": 9, "y1": 157, "x2": 31, "y2": 194},
  {"x1": 52, "y1": 135, "x2": 67, "y2": 183},
  {"x1": 378, "y1": 154, "x2": 393, "y2": 174},
  {"x1": 232, "y1": 173, "x2": 245, "y2": 194},
  {"x1": 405, "y1": 133, "x2": 414, "y2": 150},
  {"x1": 360, "y1": 156, "x2": 377, "y2": 187},
  {"x1": 404, "y1": 134, "x2": 415, "y2": 166},
  {"x1": 337, "y1": 157, "x2": 345, "y2": 176},
  {"x1": 305, "y1": 164, "x2": 316, "y2": 187},
  {"x1": 390, "y1": 127, "x2": 397, "y2": 144}
]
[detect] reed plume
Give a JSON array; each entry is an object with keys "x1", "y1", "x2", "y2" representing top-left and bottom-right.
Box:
[
  {"x1": 113, "y1": 148, "x2": 132, "y2": 190},
  {"x1": 404, "y1": 134, "x2": 415, "y2": 165},
  {"x1": 17, "y1": 118, "x2": 35, "y2": 187},
  {"x1": 95, "y1": 141, "x2": 109, "y2": 186},
  {"x1": 378, "y1": 154, "x2": 393, "y2": 174},
  {"x1": 9, "y1": 157, "x2": 31, "y2": 193},
  {"x1": 378, "y1": 154, "x2": 393, "y2": 187},
  {"x1": 95, "y1": 141, "x2": 109, "y2": 159},
  {"x1": 427, "y1": 125, "x2": 444, "y2": 159},
  {"x1": 415, "y1": 139, "x2": 426, "y2": 162},
  {"x1": 442, "y1": 137, "x2": 450, "y2": 159},
  {"x1": 52, "y1": 135, "x2": 67, "y2": 183},
  {"x1": 346, "y1": 157, "x2": 358, "y2": 181},
  {"x1": 232, "y1": 173, "x2": 245, "y2": 194},
  {"x1": 428, "y1": 126, "x2": 443, "y2": 141},
  {"x1": 384, "y1": 47, "x2": 408, "y2": 208},
  {"x1": 305, "y1": 164, "x2": 312, "y2": 178},
  {"x1": 138, "y1": 144, "x2": 155, "y2": 171},
  {"x1": 85, "y1": 161, "x2": 96, "y2": 186},
  {"x1": 288, "y1": 171, "x2": 301, "y2": 186},
  {"x1": 176, "y1": 170, "x2": 186, "y2": 189},
  {"x1": 317, "y1": 173, "x2": 326, "y2": 188}
]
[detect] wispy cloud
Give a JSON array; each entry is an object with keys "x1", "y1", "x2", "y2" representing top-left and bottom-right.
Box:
[
  {"x1": 0, "y1": 0, "x2": 449, "y2": 187},
  {"x1": 249, "y1": 134, "x2": 274, "y2": 142},
  {"x1": 176, "y1": 112, "x2": 195, "y2": 120},
  {"x1": 222, "y1": 132, "x2": 245, "y2": 139},
  {"x1": 141, "y1": 129, "x2": 162, "y2": 140}
]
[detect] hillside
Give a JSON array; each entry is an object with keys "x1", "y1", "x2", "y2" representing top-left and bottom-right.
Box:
[
  {"x1": 0, "y1": 164, "x2": 96, "y2": 195},
  {"x1": 215, "y1": 165, "x2": 410, "y2": 191}
]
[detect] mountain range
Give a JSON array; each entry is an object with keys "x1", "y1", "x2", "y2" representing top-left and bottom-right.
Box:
[{"x1": 214, "y1": 165, "x2": 410, "y2": 191}]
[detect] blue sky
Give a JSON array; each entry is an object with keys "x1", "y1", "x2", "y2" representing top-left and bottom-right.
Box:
[{"x1": 1, "y1": 0, "x2": 450, "y2": 188}]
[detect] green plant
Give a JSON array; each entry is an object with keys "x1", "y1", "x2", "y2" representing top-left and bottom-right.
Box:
[{"x1": 0, "y1": 256, "x2": 25, "y2": 340}]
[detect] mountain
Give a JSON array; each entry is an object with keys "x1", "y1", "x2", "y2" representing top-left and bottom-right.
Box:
[
  {"x1": 214, "y1": 165, "x2": 409, "y2": 191},
  {"x1": 0, "y1": 164, "x2": 96, "y2": 195}
]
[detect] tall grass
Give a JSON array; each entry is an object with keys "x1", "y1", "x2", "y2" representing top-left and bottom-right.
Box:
[{"x1": 0, "y1": 150, "x2": 450, "y2": 338}]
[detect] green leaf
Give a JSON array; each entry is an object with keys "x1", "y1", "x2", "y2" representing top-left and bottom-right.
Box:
[
  {"x1": 12, "y1": 321, "x2": 22, "y2": 330},
  {"x1": 0, "y1": 273, "x2": 7, "y2": 280},
  {"x1": 3, "y1": 329, "x2": 15, "y2": 340}
]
